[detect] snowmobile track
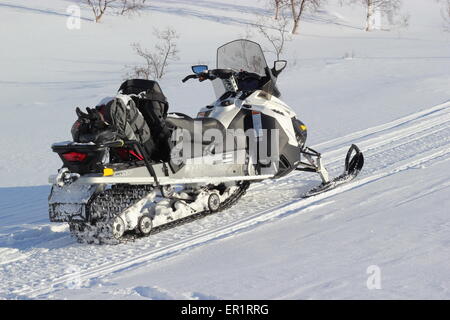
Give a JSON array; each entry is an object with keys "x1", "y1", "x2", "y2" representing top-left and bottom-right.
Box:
[{"x1": 4, "y1": 101, "x2": 450, "y2": 299}]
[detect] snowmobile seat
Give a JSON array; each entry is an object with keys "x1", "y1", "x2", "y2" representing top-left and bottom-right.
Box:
[{"x1": 166, "y1": 114, "x2": 226, "y2": 140}]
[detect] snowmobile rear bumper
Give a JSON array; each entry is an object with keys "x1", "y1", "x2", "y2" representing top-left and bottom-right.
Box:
[
  {"x1": 52, "y1": 142, "x2": 107, "y2": 174},
  {"x1": 48, "y1": 183, "x2": 97, "y2": 222}
]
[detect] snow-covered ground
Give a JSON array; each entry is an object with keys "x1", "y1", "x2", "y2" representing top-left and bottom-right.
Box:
[{"x1": 0, "y1": 0, "x2": 449, "y2": 299}]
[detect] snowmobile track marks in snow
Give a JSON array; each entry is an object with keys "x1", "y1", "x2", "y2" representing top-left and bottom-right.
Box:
[{"x1": 6, "y1": 101, "x2": 450, "y2": 299}]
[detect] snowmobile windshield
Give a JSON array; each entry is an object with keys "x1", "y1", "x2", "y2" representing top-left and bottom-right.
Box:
[
  {"x1": 215, "y1": 39, "x2": 280, "y2": 99},
  {"x1": 217, "y1": 39, "x2": 268, "y2": 76}
]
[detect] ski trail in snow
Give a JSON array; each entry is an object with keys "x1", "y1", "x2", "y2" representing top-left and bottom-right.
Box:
[
  {"x1": 315, "y1": 100, "x2": 450, "y2": 152},
  {"x1": 2, "y1": 101, "x2": 450, "y2": 299},
  {"x1": 0, "y1": 248, "x2": 29, "y2": 265},
  {"x1": 256, "y1": 100, "x2": 450, "y2": 186}
]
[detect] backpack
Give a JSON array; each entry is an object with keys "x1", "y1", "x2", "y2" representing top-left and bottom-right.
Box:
[
  {"x1": 118, "y1": 79, "x2": 172, "y2": 162},
  {"x1": 71, "y1": 79, "x2": 172, "y2": 163},
  {"x1": 97, "y1": 95, "x2": 155, "y2": 157}
]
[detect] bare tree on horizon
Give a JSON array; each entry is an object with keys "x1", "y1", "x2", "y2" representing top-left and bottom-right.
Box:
[
  {"x1": 289, "y1": 0, "x2": 323, "y2": 34},
  {"x1": 127, "y1": 27, "x2": 180, "y2": 80},
  {"x1": 85, "y1": 0, "x2": 147, "y2": 22},
  {"x1": 343, "y1": 0, "x2": 402, "y2": 31},
  {"x1": 255, "y1": 11, "x2": 292, "y2": 60}
]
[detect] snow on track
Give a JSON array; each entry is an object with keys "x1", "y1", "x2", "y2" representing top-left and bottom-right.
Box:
[{"x1": 1, "y1": 101, "x2": 450, "y2": 299}]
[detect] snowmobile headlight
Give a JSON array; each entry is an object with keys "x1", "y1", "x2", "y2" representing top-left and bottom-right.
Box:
[{"x1": 103, "y1": 168, "x2": 115, "y2": 176}]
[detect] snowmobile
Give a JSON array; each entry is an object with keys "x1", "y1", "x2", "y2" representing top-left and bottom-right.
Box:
[{"x1": 48, "y1": 39, "x2": 364, "y2": 244}]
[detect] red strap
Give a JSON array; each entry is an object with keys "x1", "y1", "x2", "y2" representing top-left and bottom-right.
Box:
[{"x1": 129, "y1": 150, "x2": 144, "y2": 161}]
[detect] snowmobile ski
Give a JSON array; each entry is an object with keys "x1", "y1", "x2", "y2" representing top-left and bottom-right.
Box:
[{"x1": 301, "y1": 144, "x2": 364, "y2": 198}]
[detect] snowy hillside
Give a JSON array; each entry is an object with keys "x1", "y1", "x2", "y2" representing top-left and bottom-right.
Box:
[{"x1": 0, "y1": 0, "x2": 449, "y2": 299}]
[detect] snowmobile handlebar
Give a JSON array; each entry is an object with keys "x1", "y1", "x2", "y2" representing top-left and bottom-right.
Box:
[
  {"x1": 182, "y1": 69, "x2": 239, "y2": 83},
  {"x1": 182, "y1": 74, "x2": 199, "y2": 83},
  {"x1": 182, "y1": 72, "x2": 216, "y2": 83}
]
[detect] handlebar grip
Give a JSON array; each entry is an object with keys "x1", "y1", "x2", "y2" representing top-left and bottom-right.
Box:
[{"x1": 182, "y1": 74, "x2": 198, "y2": 83}]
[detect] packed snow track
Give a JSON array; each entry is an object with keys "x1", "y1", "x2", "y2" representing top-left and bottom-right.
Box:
[{"x1": 1, "y1": 101, "x2": 449, "y2": 299}]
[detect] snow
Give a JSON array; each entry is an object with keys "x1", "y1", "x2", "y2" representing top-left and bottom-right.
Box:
[{"x1": 0, "y1": 0, "x2": 449, "y2": 299}]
